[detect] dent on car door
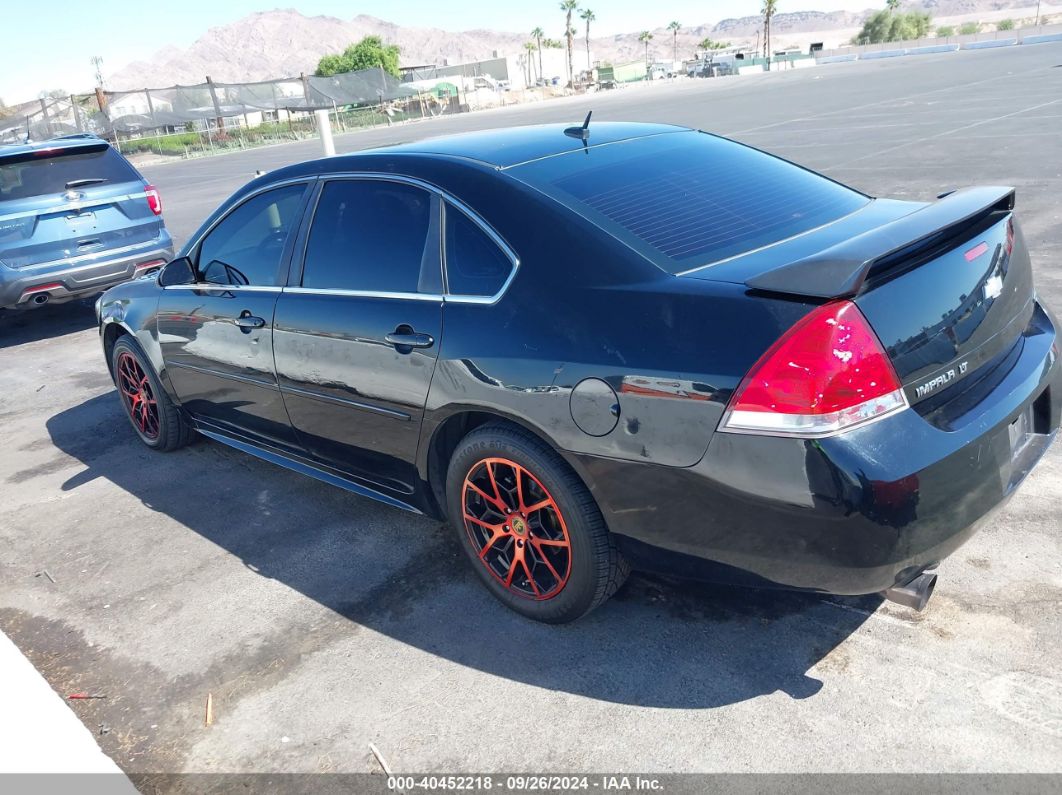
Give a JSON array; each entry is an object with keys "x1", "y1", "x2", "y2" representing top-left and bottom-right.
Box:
[
  {"x1": 273, "y1": 177, "x2": 444, "y2": 495},
  {"x1": 157, "y1": 182, "x2": 310, "y2": 450}
]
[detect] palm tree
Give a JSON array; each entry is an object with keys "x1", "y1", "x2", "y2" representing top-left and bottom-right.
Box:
[
  {"x1": 523, "y1": 41, "x2": 538, "y2": 84},
  {"x1": 580, "y1": 9, "x2": 596, "y2": 71},
  {"x1": 886, "y1": 0, "x2": 901, "y2": 11},
  {"x1": 531, "y1": 27, "x2": 545, "y2": 81},
  {"x1": 639, "y1": 31, "x2": 654, "y2": 65},
  {"x1": 762, "y1": 0, "x2": 778, "y2": 60},
  {"x1": 560, "y1": 0, "x2": 579, "y2": 87},
  {"x1": 668, "y1": 21, "x2": 681, "y2": 62}
]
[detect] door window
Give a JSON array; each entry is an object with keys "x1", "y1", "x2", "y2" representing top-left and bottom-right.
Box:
[
  {"x1": 196, "y1": 183, "x2": 306, "y2": 286},
  {"x1": 443, "y1": 204, "x2": 514, "y2": 298},
  {"x1": 301, "y1": 179, "x2": 437, "y2": 294}
]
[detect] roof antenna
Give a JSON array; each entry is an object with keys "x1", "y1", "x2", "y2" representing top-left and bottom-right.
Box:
[{"x1": 564, "y1": 111, "x2": 592, "y2": 142}]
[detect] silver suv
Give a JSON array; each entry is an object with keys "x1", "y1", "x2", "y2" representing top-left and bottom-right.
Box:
[{"x1": 0, "y1": 134, "x2": 173, "y2": 310}]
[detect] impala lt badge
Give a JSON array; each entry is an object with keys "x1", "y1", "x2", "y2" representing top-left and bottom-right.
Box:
[{"x1": 915, "y1": 361, "x2": 969, "y2": 398}]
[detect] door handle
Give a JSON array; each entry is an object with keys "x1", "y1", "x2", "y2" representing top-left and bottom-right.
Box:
[
  {"x1": 234, "y1": 314, "x2": 266, "y2": 330},
  {"x1": 385, "y1": 330, "x2": 435, "y2": 350}
]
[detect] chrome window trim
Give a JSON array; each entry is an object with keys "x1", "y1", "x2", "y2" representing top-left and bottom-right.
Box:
[
  {"x1": 439, "y1": 198, "x2": 520, "y2": 306},
  {"x1": 162, "y1": 284, "x2": 285, "y2": 293},
  {"x1": 285, "y1": 286, "x2": 443, "y2": 302},
  {"x1": 303, "y1": 171, "x2": 520, "y2": 305}
]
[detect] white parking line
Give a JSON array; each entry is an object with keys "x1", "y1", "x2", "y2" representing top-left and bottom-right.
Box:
[
  {"x1": 723, "y1": 61, "x2": 1059, "y2": 136},
  {"x1": 834, "y1": 98, "x2": 1062, "y2": 167}
]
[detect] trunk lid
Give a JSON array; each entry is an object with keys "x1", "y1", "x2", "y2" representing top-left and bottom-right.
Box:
[
  {"x1": 685, "y1": 187, "x2": 1035, "y2": 412},
  {"x1": 0, "y1": 142, "x2": 162, "y2": 269},
  {"x1": 855, "y1": 210, "x2": 1033, "y2": 408}
]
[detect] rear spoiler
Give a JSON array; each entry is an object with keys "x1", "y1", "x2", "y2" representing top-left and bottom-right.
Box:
[
  {"x1": 744, "y1": 186, "x2": 1015, "y2": 299},
  {"x1": 0, "y1": 141, "x2": 110, "y2": 166}
]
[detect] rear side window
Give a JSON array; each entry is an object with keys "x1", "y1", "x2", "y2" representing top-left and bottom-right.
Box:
[
  {"x1": 0, "y1": 145, "x2": 140, "y2": 201},
  {"x1": 197, "y1": 184, "x2": 305, "y2": 287},
  {"x1": 444, "y1": 204, "x2": 514, "y2": 297},
  {"x1": 512, "y1": 131, "x2": 869, "y2": 272},
  {"x1": 301, "y1": 180, "x2": 435, "y2": 294}
]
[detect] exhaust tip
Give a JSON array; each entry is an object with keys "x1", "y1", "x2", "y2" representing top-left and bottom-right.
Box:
[
  {"x1": 31, "y1": 292, "x2": 50, "y2": 305},
  {"x1": 884, "y1": 571, "x2": 937, "y2": 611}
]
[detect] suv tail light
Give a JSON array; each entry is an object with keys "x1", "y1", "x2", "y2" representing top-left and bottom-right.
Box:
[
  {"x1": 720, "y1": 300, "x2": 907, "y2": 437},
  {"x1": 145, "y1": 184, "x2": 162, "y2": 216}
]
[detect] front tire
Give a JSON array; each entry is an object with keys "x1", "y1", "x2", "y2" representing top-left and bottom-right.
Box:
[
  {"x1": 111, "y1": 336, "x2": 194, "y2": 452},
  {"x1": 446, "y1": 424, "x2": 629, "y2": 623}
]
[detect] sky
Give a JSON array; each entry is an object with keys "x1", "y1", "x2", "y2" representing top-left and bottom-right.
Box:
[{"x1": 0, "y1": 0, "x2": 873, "y2": 104}]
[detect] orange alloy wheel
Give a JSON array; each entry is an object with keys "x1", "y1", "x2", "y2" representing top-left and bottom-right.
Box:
[{"x1": 461, "y1": 457, "x2": 573, "y2": 600}]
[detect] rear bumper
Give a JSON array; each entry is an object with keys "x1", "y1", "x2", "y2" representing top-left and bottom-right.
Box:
[
  {"x1": 576, "y1": 300, "x2": 1061, "y2": 595},
  {"x1": 0, "y1": 235, "x2": 173, "y2": 309}
]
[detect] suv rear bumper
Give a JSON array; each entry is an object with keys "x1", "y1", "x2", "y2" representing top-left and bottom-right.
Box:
[{"x1": 0, "y1": 236, "x2": 174, "y2": 309}]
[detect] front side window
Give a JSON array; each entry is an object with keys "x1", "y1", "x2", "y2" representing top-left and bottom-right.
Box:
[
  {"x1": 197, "y1": 183, "x2": 306, "y2": 286},
  {"x1": 301, "y1": 180, "x2": 436, "y2": 294},
  {"x1": 444, "y1": 204, "x2": 514, "y2": 298}
]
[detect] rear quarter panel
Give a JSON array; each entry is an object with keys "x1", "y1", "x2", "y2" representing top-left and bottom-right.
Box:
[{"x1": 418, "y1": 158, "x2": 814, "y2": 472}]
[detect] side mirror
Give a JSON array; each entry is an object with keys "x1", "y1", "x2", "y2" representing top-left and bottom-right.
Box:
[{"x1": 158, "y1": 256, "x2": 195, "y2": 287}]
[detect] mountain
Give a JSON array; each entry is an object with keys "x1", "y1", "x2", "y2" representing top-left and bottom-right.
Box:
[
  {"x1": 108, "y1": 10, "x2": 530, "y2": 89},
  {"x1": 106, "y1": 4, "x2": 1055, "y2": 90}
]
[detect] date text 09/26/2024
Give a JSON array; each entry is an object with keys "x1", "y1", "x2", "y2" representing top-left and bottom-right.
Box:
[{"x1": 386, "y1": 775, "x2": 663, "y2": 791}]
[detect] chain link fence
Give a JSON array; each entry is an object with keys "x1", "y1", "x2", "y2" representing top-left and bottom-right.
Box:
[{"x1": 1, "y1": 67, "x2": 464, "y2": 152}]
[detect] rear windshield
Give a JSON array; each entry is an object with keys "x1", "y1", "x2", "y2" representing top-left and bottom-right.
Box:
[
  {"x1": 510, "y1": 131, "x2": 869, "y2": 272},
  {"x1": 0, "y1": 145, "x2": 140, "y2": 202}
]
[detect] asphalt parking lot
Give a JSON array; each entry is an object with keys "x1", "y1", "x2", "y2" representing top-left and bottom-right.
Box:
[{"x1": 2, "y1": 43, "x2": 1061, "y2": 778}]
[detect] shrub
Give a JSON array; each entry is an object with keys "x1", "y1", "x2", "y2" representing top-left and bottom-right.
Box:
[
  {"x1": 936, "y1": 25, "x2": 955, "y2": 37},
  {"x1": 959, "y1": 22, "x2": 980, "y2": 35},
  {"x1": 852, "y1": 10, "x2": 933, "y2": 43},
  {"x1": 997, "y1": 19, "x2": 1014, "y2": 31},
  {"x1": 315, "y1": 36, "x2": 401, "y2": 78}
]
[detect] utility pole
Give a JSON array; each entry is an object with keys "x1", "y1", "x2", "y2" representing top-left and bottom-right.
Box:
[
  {"x1": 205, "y1": 75, "x2": 224, "y2": 132},
  {"x1": 1035, "y1": 0, "x2": 1042, "y2": 25},
  {"x1": 90, "y1": 56, "x2": 105, "y2": 89},
  {"x1": 69, "y1": 95, "x2": 83, "y2": 132}
]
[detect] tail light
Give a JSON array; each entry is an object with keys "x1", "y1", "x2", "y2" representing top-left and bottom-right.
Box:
[
  {"x1": 721, "y1": 300, "x2": 908, "y2": 437},
  {"x1": 145, "y1": 184, "x2": 162, "y2": 216}
]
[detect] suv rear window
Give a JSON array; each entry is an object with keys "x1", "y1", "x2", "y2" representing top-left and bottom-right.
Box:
[
  {"x1": 510, "y1": 131, "x2": 869, "y2": 272},
  {"x1": 0, "y1": 144, "x2": 140, "y2": 202}
]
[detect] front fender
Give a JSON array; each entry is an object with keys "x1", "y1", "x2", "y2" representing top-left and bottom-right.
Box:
[{"x1": 97, "y1": 280, "x2": 173, "y2": 401}]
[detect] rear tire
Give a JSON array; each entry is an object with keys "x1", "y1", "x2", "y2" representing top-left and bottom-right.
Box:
[
  {"x1": 446, "y1": 423, "x2": 629, "y2": 623},
  {"x1": 111, "y1": 336, "x2": 194, "y2": 452}
]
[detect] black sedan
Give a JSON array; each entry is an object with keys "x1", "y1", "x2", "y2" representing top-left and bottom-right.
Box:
[{"x1": 97, "y1": 122, "x2": 1061, "y2": 623}]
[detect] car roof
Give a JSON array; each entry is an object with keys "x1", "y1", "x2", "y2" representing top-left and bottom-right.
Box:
[
  {"x1": 0, "y1": 134, "x2": 109, "y2": 160},
  {"x1": 371, "y1": 122, "x2": 689, "y2": 169}
]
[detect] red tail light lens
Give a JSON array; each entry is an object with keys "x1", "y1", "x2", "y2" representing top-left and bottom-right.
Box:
[
  {"x1": 145, "y1": 184, "x2": 162, "y2": 216},
  {"x1": 721, "y1": 300, "x2": 907, "y2": 437}
]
